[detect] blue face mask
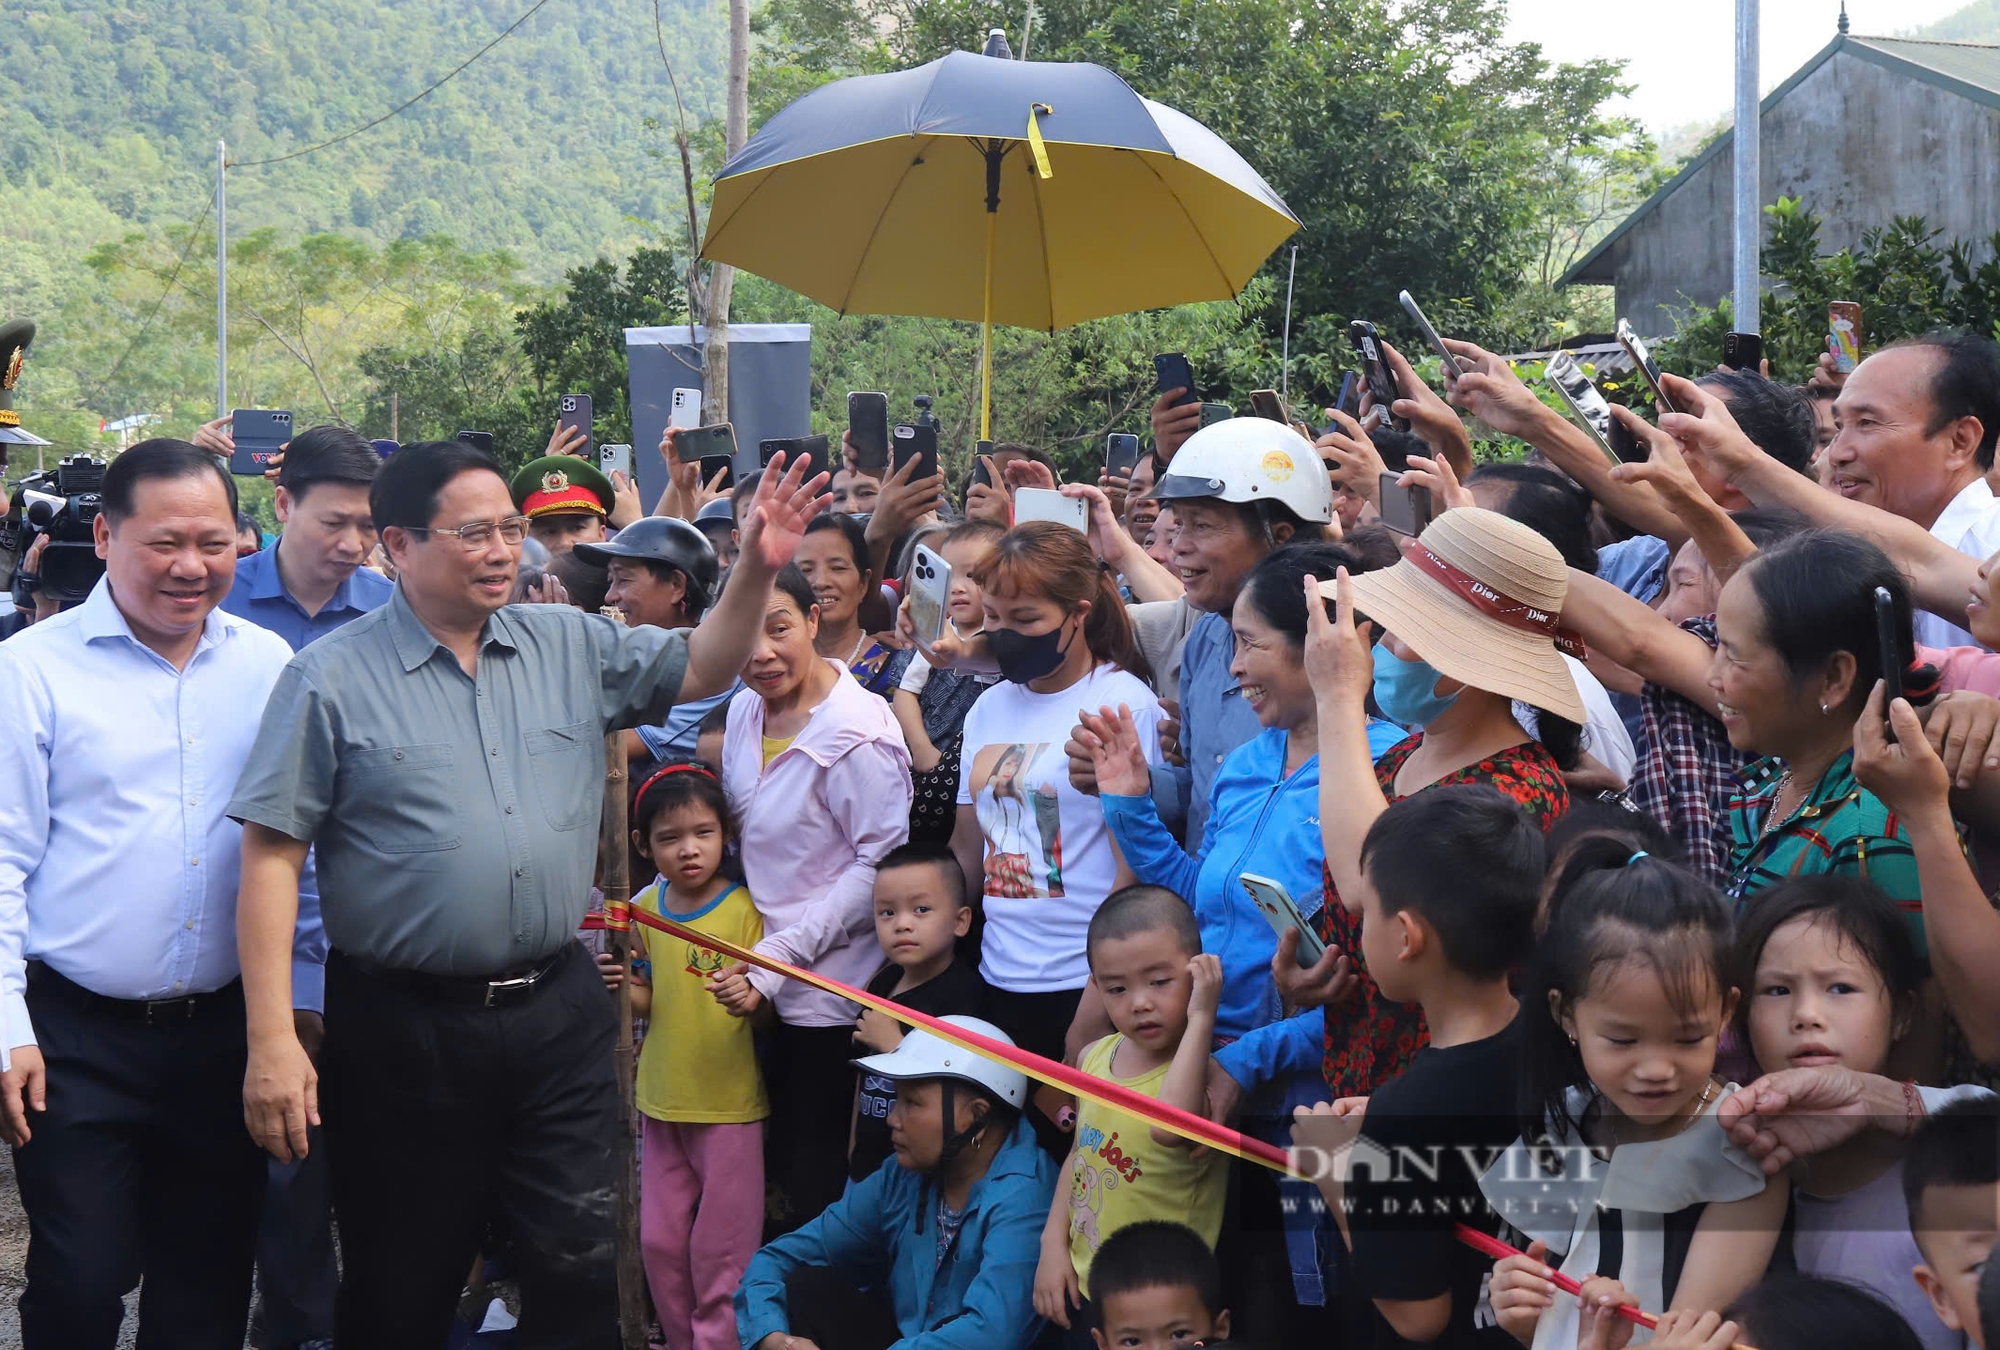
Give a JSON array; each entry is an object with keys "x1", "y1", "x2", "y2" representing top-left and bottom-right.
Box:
[{"x1": 1372, "y1": 641, "x2": 1459, "y2": 729}]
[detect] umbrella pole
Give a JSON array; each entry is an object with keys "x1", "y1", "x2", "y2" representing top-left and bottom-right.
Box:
[
  {"x1": 981, "y1": 145, "x2": 1003, "y2": 444},
  {"x1": 981, "y1": 209, "x2": 996, "y2": 443}
]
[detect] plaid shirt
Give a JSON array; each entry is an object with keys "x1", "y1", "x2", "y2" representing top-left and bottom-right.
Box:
[
  {"x1": 1724, "y1": 750, "x2": 1927, "y2": 945},
  {"x1": 1630, "y1": 618, "x2": 1748, "y2": 885}
]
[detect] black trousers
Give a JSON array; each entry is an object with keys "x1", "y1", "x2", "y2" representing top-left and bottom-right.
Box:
[
  {"x1": 784, "y1": 1265, "x2": 902, "y2": 1350},
  {"x1": 254, "y1": 1129, "x2": 337, "y2": 1347},
  {"x1": 981, "y1": 986, "x2": 1084, "y2": 1158},
  {"x1": 763, "y1": 1022, "x2": 862, "y2": 1239},
  {"x1": 321, "y1": 942, "x2": 618, "y2": 1350},
  {"x1": 12, "y1": 964, "x2": 264, "y2": 1349}
]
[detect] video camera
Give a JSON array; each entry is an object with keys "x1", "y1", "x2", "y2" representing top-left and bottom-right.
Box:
[{"x1": 2, "y1": 455, "x2": 109, "y2": 608}]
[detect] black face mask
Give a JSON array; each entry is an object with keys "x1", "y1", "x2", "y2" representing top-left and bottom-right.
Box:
[{"x1": 987, "y1": 614, "x2": 1076, "y2": 684}]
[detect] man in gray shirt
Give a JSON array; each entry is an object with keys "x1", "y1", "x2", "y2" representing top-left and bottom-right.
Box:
[{"x1": 229, "y1": 438, "x2": 829, "y2": 1346}]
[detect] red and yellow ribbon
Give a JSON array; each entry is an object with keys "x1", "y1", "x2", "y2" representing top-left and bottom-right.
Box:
[{"x1": 589, "y1": 905, "x2": 1671, "y2": 1337}]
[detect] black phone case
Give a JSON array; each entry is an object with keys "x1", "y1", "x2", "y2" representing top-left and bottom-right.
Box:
[
  {"x1": 1153, "y1": 354, "x2": 1198, "y2": 407},
  {"x1": 230, "y1": 410, "x2": 292, "y2": 476},
  {"x1": 848, "y1": 394, "x2": 890, "y2": 469},
  {"x1": 697, "y1": 454, "x2": 735, "y2": 491},
  {"x1": 892, "y1": 425, "x2": 938, "y2": 483}
]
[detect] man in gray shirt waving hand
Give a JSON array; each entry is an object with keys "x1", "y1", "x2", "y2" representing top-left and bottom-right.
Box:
[{"x1": 229, "y1": 438, "x2": 830, "y2": 1347}]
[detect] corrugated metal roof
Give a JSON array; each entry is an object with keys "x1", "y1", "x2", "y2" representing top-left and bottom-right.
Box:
[
  {"x1": 1561, "y1": 33, "x2": 2000, "y2": 287},
  {"x1": 1852, "y1": 36, "x2": 2000, "y2": 101}
]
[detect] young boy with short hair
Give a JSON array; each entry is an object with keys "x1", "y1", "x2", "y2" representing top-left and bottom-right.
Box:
[
  {"x1": 1906, "y1": 1097, "x2": 2000, "y2": 1349},
  {"x1": 1300, "y1": 785, "x2": 1543, "y2": 1349},
  {"x1": 1087, "y1": 1220, "x2": 1232, "y2": 1350},
  {"x1": 1033, "y1": 885, "x2": 1226, "y2": 1343},
  {"x1": 849, "y1": 844, "x2": 990, "y2": 1181}
]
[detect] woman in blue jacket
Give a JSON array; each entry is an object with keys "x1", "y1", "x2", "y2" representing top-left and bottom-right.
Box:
[
  {"x1": 1078, "y1": 543, "x2": 1403, "y2": 1326},
  {"x1": 737, "y1": 1017, "x2": 1057, "y2": 1350}
]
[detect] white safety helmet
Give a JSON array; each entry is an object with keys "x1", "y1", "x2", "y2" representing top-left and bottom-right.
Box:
[
  {"x1": 850, "y1": 1015, "x2": 1028, "y2": 1109},
  {"x1": 1153, "y1": 417, "x2": 1333, "y2": 525}
]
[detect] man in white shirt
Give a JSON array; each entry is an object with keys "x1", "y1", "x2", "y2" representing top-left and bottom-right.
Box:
[
  {"x1": 1817, "y1": 333, "x2": 2000, "y2": 648},
  {"x1": 0, "y1": 439, "x2": 321, "y2": 1348}
]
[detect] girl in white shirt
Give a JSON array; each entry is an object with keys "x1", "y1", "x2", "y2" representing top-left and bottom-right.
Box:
[{"x1": 948, "y1": 522, "x2": 1165, "y2": 1087}]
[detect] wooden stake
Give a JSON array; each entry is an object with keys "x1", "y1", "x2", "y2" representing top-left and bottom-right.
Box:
[{"x1": 601, "y1": 733, "x2": 648, "y2": 1348}]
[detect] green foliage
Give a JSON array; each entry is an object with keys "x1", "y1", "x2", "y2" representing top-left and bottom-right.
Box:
[
  {"x1": 6, "y1": 0, "x2": 1656, "y2": 482},
  {"x1": 1659, "y1": 198, "x2": 2000, "y2": 380},
  {"x1": 753, "y1": 0, "x2": 1657, "y2": 357}
]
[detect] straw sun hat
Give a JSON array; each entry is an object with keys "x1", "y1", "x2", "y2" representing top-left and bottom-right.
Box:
[{"x1": 1324, "y1": 506, "x2": 1588, "y2": 725}]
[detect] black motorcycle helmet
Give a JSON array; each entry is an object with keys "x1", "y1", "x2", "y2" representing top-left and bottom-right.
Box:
[{"x1": 572, "y1": 516, "x2": 721, "y2": 619}]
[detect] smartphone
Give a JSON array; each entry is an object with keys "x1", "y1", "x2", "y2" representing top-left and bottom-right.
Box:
[
  {"x1": 891, "y1": 422, "x2": 939, "y2": 484},
  {"x1": 1154, "y1": 353, "x2": 1198, "y2": 407},
  {"x1": 1250, "y1": 389, "x2": 1287, "y2": 423},
  {"x1": 668, "y1": 387, "x2": 703, "y2": 432},
  {"x1": 1829, "y1": 302, "x2": 1863, "y2": 373},
  {"x1": 760, "y1": 434, "x2": 831, "y2": 486},
  {"x1": 848, "y1": 392, "x2": 890, "y2": 472},
  {"x1": 1616, "y1": 318, "x2": 1678, "y2": 415},
  {"x1": 1722, "y1": 332, "x2": 1764, "y2": 373},
  {"x1": 1199, "y1": 402, "x2": 1233, "y2": 428},
  {"x1": 1347, "y1": 321, "x2": 1407, "y2": 432},
  {"x1": 1105, "y1": 433, "x2": 1142, "y2": 480},
  {"x1": 1396, "y1": 289, "x2": 1465, "y2": 379},
  {"x1": 1377, "y1": 472, "x2": 1432, "y2": 537},
  {"x1": 558, "y1": 393, "x2": 594, "y2": 455},
  {"x1": 1240, "y1": 873, "x2": 1327, "y2": 965},
  {"x1": 1542, "y1": 350, "x2": 1625, "y2": 468},
  {"x1": 456, "y1": 430, "x2": 494, "y2": 453},
  {"x1": 697, "y1": 454, "x2": 735, "y2": 492},
  {"x1": 1875, "y1": 586, "x2": 1903, "y2": 710},
  {"x1": 598, "y1": 442, "x2": 632, "y2": 479},
  {"x1": 370, "y1": 439, "x2": 399, "y2": 459},
  {"x1": 677, "y1": 424, "x2": 737, "y2": 464},
  {"x1": 229, "y1": 409, "x2": 292, "y2": 476},
  {"x1": 1334, "y1": 371, "x2": 1361, "y2": 419},
  {"x1": 1012, "y1": 487, "x2": 1087, "y2": 533},
  {"x1": 907, "y1": 544, "x2": 952, "y2": 646}
]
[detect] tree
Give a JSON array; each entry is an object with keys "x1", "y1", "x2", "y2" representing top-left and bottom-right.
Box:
[
  {"x1": 1659, "y1": 198, "x2": 2000, "y2": 381},
  {"x1": 699, "y1": 0, "x2": 753, "y2": 426}
]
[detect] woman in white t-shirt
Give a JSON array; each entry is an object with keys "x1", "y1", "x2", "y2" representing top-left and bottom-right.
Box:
[{"x1": 950, "y1": 521, "x2": 1165, "y2": 1083}]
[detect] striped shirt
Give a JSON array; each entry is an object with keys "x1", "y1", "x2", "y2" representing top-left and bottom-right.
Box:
[{"x1": 1724, "y1": 751, "x2": 1926, "y2": 946}]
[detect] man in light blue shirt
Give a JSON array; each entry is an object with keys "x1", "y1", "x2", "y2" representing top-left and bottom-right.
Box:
[
  {"x1": 212, "y1": 423, "x2": 392, "y2": 651},
  {"x1": 0, "y1": 439, "x2": 324, "y2": 1348}
]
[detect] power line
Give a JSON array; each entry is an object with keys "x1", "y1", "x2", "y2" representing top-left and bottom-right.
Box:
[
  {"x1": 228, "y1": 0, "x2": 558, "y2": 169},
  {"x1": 87, "y1": 176, "x2": 219, "y2": 406}
]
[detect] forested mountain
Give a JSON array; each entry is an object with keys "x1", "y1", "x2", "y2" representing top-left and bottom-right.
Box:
[
  {"x1": 5, "y1": 0, "x2": 726, "y2": 266},
  {"x1": 1919, "y1": 0, "x2": 2000, "y2": 41}
]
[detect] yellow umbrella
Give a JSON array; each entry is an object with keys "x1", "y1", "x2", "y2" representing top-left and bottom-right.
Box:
[{"x1": 701, "y1": 50, "x2": 1299, "y2": 439}]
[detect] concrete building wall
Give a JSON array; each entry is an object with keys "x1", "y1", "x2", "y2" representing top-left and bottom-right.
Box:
[{"x1": 1611, "y1": 49, "x2": 2000, "y2": 336}]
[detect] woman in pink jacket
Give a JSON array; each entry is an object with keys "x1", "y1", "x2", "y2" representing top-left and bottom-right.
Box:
[{"x1": 717, "y1": 565, "x2": 913, "y2": 1235}]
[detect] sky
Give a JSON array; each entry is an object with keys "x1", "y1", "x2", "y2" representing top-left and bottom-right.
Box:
[{"x1": 1503, "y1": 0, "x2": 1977, "y2": 137}]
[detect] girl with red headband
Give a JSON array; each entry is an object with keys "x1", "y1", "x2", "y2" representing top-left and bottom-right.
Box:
[{"x1": 620, "y1": 761, "x2": 768, "y2": 1350}]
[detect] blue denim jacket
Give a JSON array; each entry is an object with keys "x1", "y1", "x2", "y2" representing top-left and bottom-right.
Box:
[{"x1": 737, "y1": 1116, "x2": 1056, "y2": 1350}]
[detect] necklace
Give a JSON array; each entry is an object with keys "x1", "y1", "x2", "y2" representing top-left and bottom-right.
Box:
[
  {"x1": 1757, "y1": 761, "x2": 1826, "y2": 842},
  {"x1": 845, "y1": 631, "x2": 870, "y2": 667}
]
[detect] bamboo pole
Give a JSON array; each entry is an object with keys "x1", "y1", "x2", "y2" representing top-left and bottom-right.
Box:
[{"x1": 601, "y1": 732, "x2": 648, "y2": 1348}]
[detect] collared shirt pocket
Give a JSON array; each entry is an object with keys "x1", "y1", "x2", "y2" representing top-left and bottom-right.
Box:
[
  {"x1": 341, "y1": 743, "x2": 463, "y2": 853},
  {"x1": 525, "y1": 720, "x2": 599, "y2": 831}
]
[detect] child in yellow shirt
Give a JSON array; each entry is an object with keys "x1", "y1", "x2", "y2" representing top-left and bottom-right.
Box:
[
  {"x1": 1032, "y1": 885, "x2": 1227, "y2": 1342},
  {"x1": 622, "y1": 761, "x2": 769, "y2": 1350}
]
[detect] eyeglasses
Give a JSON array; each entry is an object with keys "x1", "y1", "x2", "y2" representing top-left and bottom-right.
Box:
[{"x1": 405, "y1": 516, "x2": 531, "y2": 550}]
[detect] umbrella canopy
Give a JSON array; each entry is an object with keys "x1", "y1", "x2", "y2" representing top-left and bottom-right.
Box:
[{"x1": 700, "y1": 51, "x2": 1298, "y2": 334}]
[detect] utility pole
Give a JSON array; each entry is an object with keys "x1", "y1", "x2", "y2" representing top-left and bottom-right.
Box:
[
  {"x1": 217, "y1": 140, "x2": 228, "y2": 419},
  {"x1": 1732, "y1": 0, "x2": 1760, "y2": 335}
]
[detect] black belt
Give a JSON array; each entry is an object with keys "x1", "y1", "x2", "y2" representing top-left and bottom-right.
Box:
[
  {"x1": 332, "y1": 940, "x2": 578, "y2": 1007},
  {"x1": 25, "y1": 961, "x2": 240, "y2": 1025}
]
